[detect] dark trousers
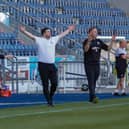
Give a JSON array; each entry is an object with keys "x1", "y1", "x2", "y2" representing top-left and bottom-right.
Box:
[
  {"x1": 38, "y1": 62, "x2": 58, "y2": 104},
  {"x1": 84, "y1": 63, "x2": 100, "y2": 101}
]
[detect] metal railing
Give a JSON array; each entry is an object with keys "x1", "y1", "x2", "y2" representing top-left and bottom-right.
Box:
[
  {"x1": 3, "y1": 51, "x2": 129, "y2": 94},
  {"x1": 58, "y1": 59, "x2": 117, "y2": 93},
  {"x1": 0, "y1": 57, "x2": 118, "y2": 94},
  {"x1": 0, "y1": 50, "x2": 18, "y2": 93}
]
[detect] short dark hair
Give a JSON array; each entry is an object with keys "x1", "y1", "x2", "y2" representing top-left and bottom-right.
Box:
[
  {"x1": 41, "y1": 27, "x2": 51, "y2": 35},
  {"x1": 88, "y1": 26, "x2": 101, "y2": 35},
  {"x1": 88, "y1": 26, "x2": 97, "y2": 33}
]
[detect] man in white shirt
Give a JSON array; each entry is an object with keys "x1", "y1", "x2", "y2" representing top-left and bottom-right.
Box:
[
  {"x1": 20, "y1": 25, "x2": 75, "y2": 106},
  {"x1": 114, "y1": 40, "x2": 129, "y2": 96}
]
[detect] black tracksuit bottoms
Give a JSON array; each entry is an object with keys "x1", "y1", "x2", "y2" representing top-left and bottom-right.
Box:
[
  {"x1": 84, "y1": 63, "x2": 100, "y2": 101},
  {"x1": 38, "y1": 62, "x2": 58, "y2": 104}
]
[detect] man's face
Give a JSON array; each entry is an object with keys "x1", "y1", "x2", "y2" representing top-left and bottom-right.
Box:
[
  {"x1": 44, "y1": 30, "x2": 51, "y2": 38},
  {"x1": 89, "y1": 28, "x2": 98, "y2": 38},
  {"x1": 120, "y1": 40, "x2": 127, "y2": 48}
]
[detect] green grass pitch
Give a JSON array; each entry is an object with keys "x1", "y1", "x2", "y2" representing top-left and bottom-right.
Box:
[{"x1": 0, "y1": 97, "x2": 129, "y2": 129}]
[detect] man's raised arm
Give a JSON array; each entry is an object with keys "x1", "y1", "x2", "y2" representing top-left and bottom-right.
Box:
[
  {"x1": 20, "y1": 26, "x2": 36, "y2": 41},
  {"x1": 58, "y1": 25, "x2": 75, "y2": 39},
  {"x1": 108, "y1": 35, "x2": 116, "y2": 51}
]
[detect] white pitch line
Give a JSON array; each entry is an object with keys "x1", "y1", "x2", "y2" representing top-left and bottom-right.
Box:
[
  {"x1": 0, "y1": 101, "x2": 67, "y2": 106},
  {"x1": 0, "y1": 102, "x2": 45, "y2": 106},
  {"x1": 0, "y1": 101, "x2": 129, "y2": 119}
]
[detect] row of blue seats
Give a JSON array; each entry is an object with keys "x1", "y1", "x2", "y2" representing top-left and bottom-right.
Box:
[
  {"x1": 6, "y1": 0, "x2": 109, "y2": 8},
  {"x1": 6, "y1": 0, "x2": 107, "y2": 3},
  {"x1": 6, "y1": 2, "x2": 125, "y2": 17},
  {"x1": 9, "y1": 9, "x2": 128, "y2": 29},
  {"x1": 51, "y1": 15, "x2": 129, "y2": 24},
  {"x1": 19, "y1": 16, "x2": 129, "y2": 29},
  {"x1": 0, "y1": 37, "x2": 37, "y2": 47},
  {"x1": 64, "y1": 9, "x2": 125, "y2": 17},
  {"x1": 0, "y1": 33, "x2": 16, "y2": 39},
  {"x1": 0, "y1": 39, "x2": 20, "y2": 45},
  {"x1": 0, "y1": 43, "x2": 37, "y2": 51},
  {"x1": 83, "y1": 19, "x2": 129, "y2": 26},
  {"x1": 5, "y1": 1, "x2": 109, "y2": 9},
  {"x1": 45, "y1": 0, "x2": 107, "y2": 2},
  {"x1": 40, "y1": 1, "x2": 109, "y2": 9},
  {"x1": 0, "y1": 45, "x2": 37, "y2": 56},
  {"x1": 3, "y1": 1, "x2": 126, "y2": 20},
  {"x1": 7, "y1": 50, "x2": 37, "y2": 56},
  {"x1": 15, "y1": 1, "x2": 120, "y2": 12},
  {"x1": 35, "y1": 22, "x2": 129, "y2": 37},
  {"x1": 17, "y1": 13, "x2": 129, "y2": 21},
  {"x1": 21, "y1": 6, "x2": 124, "y2": 15}
]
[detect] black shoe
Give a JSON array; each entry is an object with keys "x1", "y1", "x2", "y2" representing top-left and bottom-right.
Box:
[
  {"x1": 113, "y1": 92, "x2": 120, "y2": 96},
  {"x1": 92, "y1": 97, "x2": 99, "y2": 104},
  {"x1": 121, "y1": 92, "x2": 127, "y2": 96},
  {"x1": 89, "y1": 97, "x2": 99, "y2": 104}
]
